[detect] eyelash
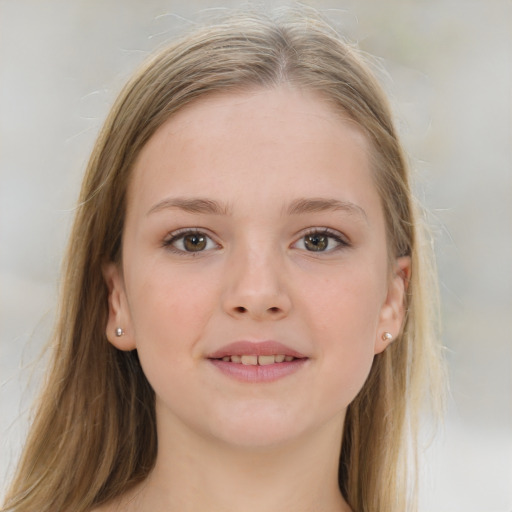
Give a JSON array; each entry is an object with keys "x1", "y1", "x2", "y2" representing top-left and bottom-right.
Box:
[
  {"x1": 296, "y1": 227, "x2": 351, "y2": 253},
  {"x1": 162, "y1": 228, "x2": 219, "y2": 255},
  {"x1": 162, "y1": 227, "x2": 350, "y2": 255}
]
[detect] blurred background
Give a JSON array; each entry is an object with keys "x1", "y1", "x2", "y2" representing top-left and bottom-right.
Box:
[{"x1": 1, "y1": 0, "x2": 511, "y2": 510}]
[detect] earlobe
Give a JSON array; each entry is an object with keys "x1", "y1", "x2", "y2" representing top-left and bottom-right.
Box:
[
  {"x1": 374, "y1": 256, "x2": 411, "y2": 354},
  {"x1": 102, "y1": 262, "x2": 136, "y2": 351}
]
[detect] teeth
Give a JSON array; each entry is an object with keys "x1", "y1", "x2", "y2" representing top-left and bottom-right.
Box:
[
  {"x1": 220, "y1": 354, "x2": 293, "y2": 365},
  {"x1": 258, "y1": 355, "x2": 275, "y2": 365}
]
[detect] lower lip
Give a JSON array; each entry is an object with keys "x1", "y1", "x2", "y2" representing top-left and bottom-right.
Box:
[{"x1": 209, "y1": 359, "x2": 308, "y2": 382}]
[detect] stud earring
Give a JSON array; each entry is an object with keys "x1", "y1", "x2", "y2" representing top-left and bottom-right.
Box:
[
  {"x1": 382, "y1": 332, "x2": 393, "y2": 342},
  {"x1": 115, "y1": 327, "x2": 124, "y2": 337}
]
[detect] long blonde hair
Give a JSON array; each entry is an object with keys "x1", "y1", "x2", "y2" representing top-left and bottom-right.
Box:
[{"x1": 2, "y1": 6, "x2": 444, "y2": 512}]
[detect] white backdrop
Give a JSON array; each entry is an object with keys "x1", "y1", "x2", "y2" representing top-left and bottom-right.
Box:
[{"x1": 1, "y1": 1, "x2": 511, "y2": 510}]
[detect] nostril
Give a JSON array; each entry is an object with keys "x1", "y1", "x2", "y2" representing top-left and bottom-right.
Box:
[
  {"x1": 268, "y1": 307, "x2": 280, "y2": 313},
  {"x1": 234, "y1": 306, "x2": 247, "y2": 313}
]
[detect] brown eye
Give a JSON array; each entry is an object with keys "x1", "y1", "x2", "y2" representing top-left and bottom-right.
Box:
[
  {"x1": 292, "y1": 229, "x2": 348, "y2": 253},
  {"x1": 304, "y1": 234, "x2": 328, "y2": 251},
  {"x1": 183, "y1": 233, "x2": 207, "y2": 251},
  {"x1": 165, "y1": 230, "x2": 217, "y2": 254}
]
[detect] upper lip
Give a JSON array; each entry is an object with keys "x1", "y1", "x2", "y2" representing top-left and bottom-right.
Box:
[{"x1": 207, "y1": 340, "x2": 307, "y2": 359}]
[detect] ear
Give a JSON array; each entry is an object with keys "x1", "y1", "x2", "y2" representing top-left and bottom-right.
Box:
[
  {"x1": 102, "y1": 262, "x2": 136, "y2": 351},
  {"x1": 374, "y1": 256, "x2": 411, "y2": 354}
]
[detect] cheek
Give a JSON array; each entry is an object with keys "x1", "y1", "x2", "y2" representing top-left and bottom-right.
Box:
[
  {"x1": 298, "y1": 263, "x2": 385, "y2": 400},
  {"x1": 123, "y1": 264, "x2": 220, "y2": 410},
  {"x1": 125, "y1": 260, "x2": 218, "y2": 358},
  {"x1": 303, "y1": 262, "x2": 385, "y2": 341}
]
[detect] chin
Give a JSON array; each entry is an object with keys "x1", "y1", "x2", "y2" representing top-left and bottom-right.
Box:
[
  {"x1": 203, "y1": 402, "x2": 320, "y2": 450},
  {"x1": 214, "y1": 422, "x2": 303, "y2": 450}
]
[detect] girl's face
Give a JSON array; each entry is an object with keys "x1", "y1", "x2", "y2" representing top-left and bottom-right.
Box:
[{"x1": 105, "y1": 87, "x2": 409, "y2": 448}]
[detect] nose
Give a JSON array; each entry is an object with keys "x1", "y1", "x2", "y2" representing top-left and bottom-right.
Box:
[{"x1": 221, "y1": 245, "x2": 292, "y2": 321}]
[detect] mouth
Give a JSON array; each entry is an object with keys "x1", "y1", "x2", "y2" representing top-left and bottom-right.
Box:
[
  {"x1": 214, "y1": 354, "x2": 299, "y2": 365},
  {"x1": 207, "y1": 340, "x2": 308, "y2": 382},
  {"x1": 207, "y1": 340, "x2": 306, "y2": 361}
]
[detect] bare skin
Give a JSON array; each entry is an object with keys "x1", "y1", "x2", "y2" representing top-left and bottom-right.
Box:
[
  {"x1": 99, "y1": 86, "x2": 409, "y2": 512},
  {"x1": 96, "y1": 416, "x2": 350, "y2": 512}
]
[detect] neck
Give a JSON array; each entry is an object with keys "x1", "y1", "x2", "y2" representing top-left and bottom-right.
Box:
[{"x1": 126, "y1": 408, "x2": 351, "y2": 512}]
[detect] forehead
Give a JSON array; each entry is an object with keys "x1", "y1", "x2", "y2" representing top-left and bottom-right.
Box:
[{"x1": 127, "y1": 86, "x2": 380, "y2": 219}]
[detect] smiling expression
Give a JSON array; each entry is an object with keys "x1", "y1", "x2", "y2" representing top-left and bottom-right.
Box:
[{"x1": 104, "y1": 86, "x2": 408, "y2": 448}]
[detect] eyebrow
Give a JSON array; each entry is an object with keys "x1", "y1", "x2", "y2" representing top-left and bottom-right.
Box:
[
  {"x1": 147, "y1": 196, "x2": 367, "y2": 222},
  {"x1": 147, "y1": 197, "x2": 231, "y2": 216},
  {"x1": 286, "y1": 197, "x2": 368, "y2": 222}
]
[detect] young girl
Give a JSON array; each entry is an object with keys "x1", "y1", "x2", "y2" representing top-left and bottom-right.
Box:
[{"x1": 2, "y1": 7, "x2": 444, "y2": 512}]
